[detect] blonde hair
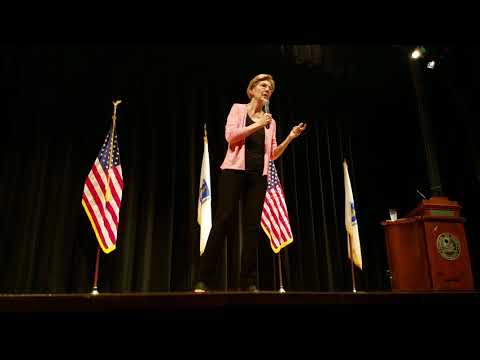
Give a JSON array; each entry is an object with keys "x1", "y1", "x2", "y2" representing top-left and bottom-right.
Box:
[{"x1": 246, "y1": 74, "x2": 275, "y2": 99}]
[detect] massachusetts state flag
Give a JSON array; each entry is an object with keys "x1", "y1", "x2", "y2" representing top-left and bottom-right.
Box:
[
  {"x1": 198, "y1": 127, "x2": 212, "y2": 255},
  {"x1": 261, "y1": 160, "x2": 293, "y2": 253},
  {"x1": 82, "y1": 126, "x2": 124, "y2": 254},
  {"x1": 343, "y1": 160, "x2": 362, "y2": 269}
]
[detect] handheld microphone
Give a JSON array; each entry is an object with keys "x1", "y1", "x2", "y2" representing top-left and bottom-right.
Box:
[
  {"x1": 416, "y1": 189, "x2": 427, "y2": 199},
  {"x1": 264, "y1": 100, "x2": 270, "y2": 129}
]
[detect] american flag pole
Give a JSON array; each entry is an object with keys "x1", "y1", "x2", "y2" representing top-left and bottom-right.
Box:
[
  {"x1": 91, "y1": 99, "x2": 122, "y2": 295},
  {"x1": 277, "y1": 253, "x2": 286, "y2": 293},
  {"x1": 91, "y1": 247, "x2": 101, "y2": 295}
]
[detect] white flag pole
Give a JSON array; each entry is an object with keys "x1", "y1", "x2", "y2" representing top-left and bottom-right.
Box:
[
  {"x1": 277, "y1": 253, "x2": 286, "y2": 293},
  {"x1": 348, "y1": 233, "x2": 357, "y2": 293}
]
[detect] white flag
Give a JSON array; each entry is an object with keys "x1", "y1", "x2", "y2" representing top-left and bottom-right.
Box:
[
  {"x1": 343, "y1": 160, "x2": 362, "y2": 270},
  {"x1": 198, "y1": 128, "x2": 212, "y2": 255}
]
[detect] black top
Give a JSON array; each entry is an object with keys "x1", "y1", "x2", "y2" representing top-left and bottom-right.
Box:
[{"x1": 245, "y1": 114, "x2": 265, "y2": 173}]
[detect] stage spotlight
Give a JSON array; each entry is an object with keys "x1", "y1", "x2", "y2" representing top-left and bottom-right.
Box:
[
  {"x1": 427, "y1": 61, "x2": 435, "y2": 69},
  {"x1": 411, "y1": 46, "x2": 427, "y2": 60},
  {"x1": 411, "y1": 49, "x2": 421, "y2": 59}
]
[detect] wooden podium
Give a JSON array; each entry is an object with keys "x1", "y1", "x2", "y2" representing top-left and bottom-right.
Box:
[{"x1": 381, "y1": 197, "x2": 474, "y2": 291}]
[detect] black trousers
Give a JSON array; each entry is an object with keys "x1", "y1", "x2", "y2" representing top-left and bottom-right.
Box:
[{"x1": 198, "y1": 169, "x2": 267, "y2": 289}]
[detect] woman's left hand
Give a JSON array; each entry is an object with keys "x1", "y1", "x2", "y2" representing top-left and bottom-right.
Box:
[{"x1": 289, "y1": 123, "x2": 307, "y2": 139}]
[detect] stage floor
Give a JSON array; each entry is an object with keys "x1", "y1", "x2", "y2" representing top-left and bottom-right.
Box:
[{"x1": 1, "y1": 290, "x2": 479, "y2": 313}]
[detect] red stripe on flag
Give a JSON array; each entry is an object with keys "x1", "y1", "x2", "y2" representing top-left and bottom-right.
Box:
[
  {"x1": 85, "y1": 179, "x2": 116, "y2": 244},
  {"x1": 106, "y1": 201, "x2": 119, "y2": 226},
  {"x1": 108, "y1": 169, "x2": 122, "y2": 209},
  {"x1": 113, "y1": 166, "x2": 124, "y2": 188},
  {"x1": 264, "y1": 199, "x2": 284, "y2": 247},
  {"x1": 273, "y1": 187, "x2": 292, "y2": 238},
  {"x1": 266, "y1": 194, "x2": 287, "y2": 242},
  {"x1": 92, "y1": 163, "x2": 106, "y2": 192},
  {"x1": 82, "y1": 193, "x2": 109, "y2": 250}
]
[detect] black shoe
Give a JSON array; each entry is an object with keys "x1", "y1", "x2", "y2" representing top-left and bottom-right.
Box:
[{"x1": 194, "y1": 281, "x2": 208, "y2": 293}]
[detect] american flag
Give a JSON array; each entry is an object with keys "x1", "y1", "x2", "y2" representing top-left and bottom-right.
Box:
[
  {"x1": 82, "y1": 126, "x2": 124, "y2": 254},
  {"x1": 261, "y1": 160, "x2": 294, "y2": 253}
]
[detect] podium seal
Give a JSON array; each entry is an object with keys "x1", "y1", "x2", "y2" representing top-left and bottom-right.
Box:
[{"x1": 436, "y1": 232, "x2": 461, "y2": 261}]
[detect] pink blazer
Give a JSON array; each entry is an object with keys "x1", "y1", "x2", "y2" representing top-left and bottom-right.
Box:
[{"x1": 220, "y1": 103, "x2": 277, "y2": 176}]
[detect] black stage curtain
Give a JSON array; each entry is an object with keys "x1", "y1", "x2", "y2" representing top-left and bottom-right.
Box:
[{"x1": 0, "y1": 44, "x2": 478, "y2": 293}]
